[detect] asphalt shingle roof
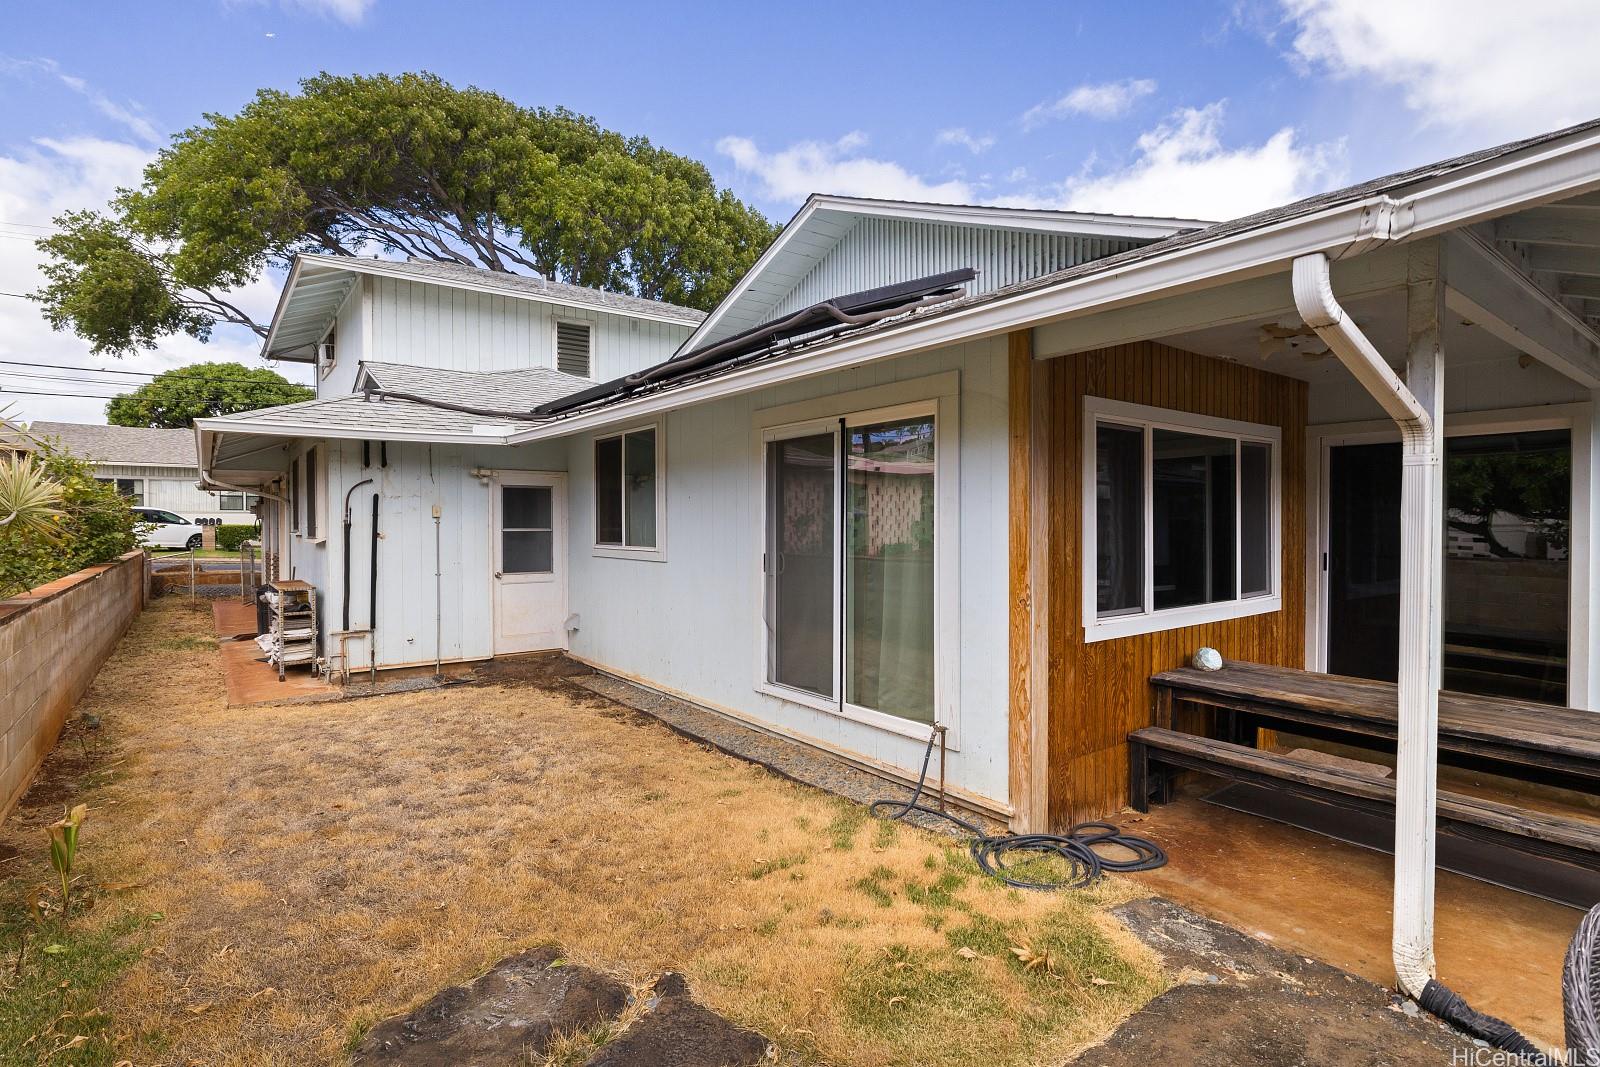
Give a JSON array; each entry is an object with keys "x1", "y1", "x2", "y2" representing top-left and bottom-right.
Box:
[
  {"x1": 28, "y1": 422, "x2": 198, "y2": 466},
  {"x1": 204, "y1": 361, "x2": 595, "y2": 438}
]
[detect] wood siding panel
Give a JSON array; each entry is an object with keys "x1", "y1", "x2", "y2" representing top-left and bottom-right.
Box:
[{"x1": 1010, "y1": 339, "x2": 1308, "y2": 827}]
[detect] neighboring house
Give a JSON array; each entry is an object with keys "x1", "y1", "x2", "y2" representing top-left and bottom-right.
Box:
[
  {"x1": 0, "y1": 416, "x2": 32, "y2": 461},
  {"x1": 196, "y1": 127, "x2": 1600, "y2": 852},
  {"x1": 29, "y1": 422, "x2": 258, "y2": 523}
]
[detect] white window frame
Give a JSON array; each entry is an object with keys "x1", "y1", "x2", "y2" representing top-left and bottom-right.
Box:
[
  {"x1": 318, "y1": 322, "x2": 337, "y2": 381},
  {"x1": 750, "y1": 372, "x2": 962, "y2": 747},
  {"x1": 1082, "y1": 396, "x2": 1282, "y2": 643},
  {"x1": 554, "y1": 318, "x2": 596, "y2": 380},
  {"x1": 296, "y1": 444, "x2": 327, "y2": 544},
  {"x1": 591, "y1": 420, "x2": 667, "y2": 561}
]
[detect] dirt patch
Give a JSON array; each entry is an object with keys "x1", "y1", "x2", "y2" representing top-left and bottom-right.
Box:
[
  {"x1": 1072, "y1": 899, "x2": 1476, "y2": 1066},
  {"x1": 4, "y1": 599, "x2": 1166, "y2": 1067}
]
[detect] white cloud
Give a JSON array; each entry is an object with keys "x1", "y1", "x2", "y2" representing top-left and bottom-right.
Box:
[
  {"x1": 279, "y1": 0, "x2": 375, "y2": 24},
  {"x1": 1006, "y1": 103, "x2": 1344, "y2": 221},
  {"x1": 0, "y1": 138, "x2": 297, "y2": 425},
  {"x1": 1281, "y1": 0, "x2": 1600, "y2": 136},
  {"x1": 935, "y1": 127, "x2": 996, "y2": 155},
  {"x1": 0, "y1": 58, "x2": 160, "y2": 145},
  {"x1": 1021, "y1": 78, "x2": 1157, "y2": 129},
  {"x1": 717, "y1": 132, "x2": 976, "y2": 205}
]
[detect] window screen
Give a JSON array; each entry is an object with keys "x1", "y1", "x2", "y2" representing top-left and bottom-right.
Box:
[{"x1": 557, "y1": 321, "x2": 592, "y2": 377}]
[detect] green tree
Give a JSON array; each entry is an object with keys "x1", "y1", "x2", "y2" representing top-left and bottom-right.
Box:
[
  {"x1": 35, "y1": 72, "x2": 777, "y2": 356},
  {"x1": 105, "y1": 362, "x2": 314, "y2": 428}
]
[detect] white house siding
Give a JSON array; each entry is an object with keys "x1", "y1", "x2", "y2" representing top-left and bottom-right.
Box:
[
  {"x1": 314, "y1": 279, "x2": 370, "y2": 399},
  {"x1": 308, "y1": 437, "x2": 568, "y2": 671},
  {"x1": 564, "y1": 336, "x2": 1012, "y2": 806},
  {"x1": 365, "y1": 278, "x2": 692, "y2": 384},
  {"x1": 92, "y1": 462, "x2": 248, "y2": 523},
  {"x1": 762, "y1": 216, "x2": 1140, "y2": 327}
]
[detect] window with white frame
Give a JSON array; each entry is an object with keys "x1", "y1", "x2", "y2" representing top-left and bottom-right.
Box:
[
  {"x1": 556, "y1": 321, "x2": 593, "y2": 378},
  {"x1": 300, "y1": 446, "x2": 322, "y2": 540},
  {"x1": 1084, "y1": 398, "x2": 1279, "y2": 641},
  {"x1": 219, "y1": 491, "x2": 261, "y2": 512},
  {"x1": 762, "y1": 402, "x2": 941, "y2": 727},
  {"x1": 594, "y1": 425, "x2": 661, "y2": 553},
  {"x1": 96, "y1": 476, "x2": 145, "y2": 505}
]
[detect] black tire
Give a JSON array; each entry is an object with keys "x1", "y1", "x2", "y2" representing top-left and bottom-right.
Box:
[
  {"x1": 1567, "y1": 903, "x2": 1600, "y2": 1059},
  {"x1": 186, "y1": 534, "x2": 203, "y2": 551}
]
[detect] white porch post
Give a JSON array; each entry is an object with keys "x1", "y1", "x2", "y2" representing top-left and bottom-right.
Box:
[
  {"x1": 1294, "y1": 246, "x2": 1443, "y2": 998},
  {"x1": 1392, "y1": 241, "x2": 1445, "y2": 989}
]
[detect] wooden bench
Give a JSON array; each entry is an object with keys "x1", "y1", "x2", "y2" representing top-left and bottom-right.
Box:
[
  {"x1": 1128, "y1": 727, "x2": 1600, "y2": 873},
  {"x1": 1151, "y1": 662, "x2": 1600, "y2": 792}
]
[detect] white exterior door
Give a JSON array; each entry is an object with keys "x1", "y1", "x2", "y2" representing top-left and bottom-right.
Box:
[{"x1": 492, "y1": 472, "x2": 567, "y2": 654}]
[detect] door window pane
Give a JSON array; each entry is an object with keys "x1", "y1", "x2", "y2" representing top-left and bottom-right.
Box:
[
  {"x1": 625, "y1": 429, "x2": 657, "y2": 548},
  {"x1": 504, "y1": 485, "x2": 551, "y2": 529},
  {"x1": 1241, "y1": 442, "x2": 1271, "y2": 597},
  {"x1": 502, "y1": 485, "x2": 553, "y2": 574},
  {"x1": 1152, "y1": 429, "x2": 1235, "y2": 610},
  {"x1": 595, "y1": 436, "x2": 623, "y2": 544},
  {"x1": 1096, "y1": 425, "x2": 1144, "y2": 615},
  {"x1": 503, "y1": 531, "x2": 553, "y2": 573},
  {"x1": 846, "y1": 416, "x2": 936, "y2": 723},
  {"x1": 766, "y1": 433, "x2": 835, "y2": 699},
  {"x1": 1445, "y1": 429, "x2": 1569, "y2": 704}
]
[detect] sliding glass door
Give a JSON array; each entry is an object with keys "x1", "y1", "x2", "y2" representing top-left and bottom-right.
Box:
[{"x1": 763, "y1": 408, "x2": 938, "y2": 726}]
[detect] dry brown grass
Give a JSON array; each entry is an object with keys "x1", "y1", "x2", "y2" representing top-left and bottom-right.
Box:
[{"x1": 4, "y1": 598, "x2": 1166, "y2": 1066}]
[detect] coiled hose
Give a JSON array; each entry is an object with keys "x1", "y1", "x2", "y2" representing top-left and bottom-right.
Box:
[{"x1": 869, "y1": 727, "x2": 1167, "y2": 890}]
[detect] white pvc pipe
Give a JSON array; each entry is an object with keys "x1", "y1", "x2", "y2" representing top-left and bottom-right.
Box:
[{"x1": 1293, "y1": 252, "x2": 1442, "y2": 1000}]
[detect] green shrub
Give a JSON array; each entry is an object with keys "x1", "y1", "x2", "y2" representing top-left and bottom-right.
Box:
[
  {"x1": 0, "y1": 439, "x2": 141, "y2": 598},
  {"x1": 215, "y1": 523, "x2": 259, "y2": 552}
]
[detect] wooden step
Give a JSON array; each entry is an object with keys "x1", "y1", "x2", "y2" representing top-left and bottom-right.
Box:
[{"x1": 1129, "y1": 727, "x2": 1600, "y2": 866}]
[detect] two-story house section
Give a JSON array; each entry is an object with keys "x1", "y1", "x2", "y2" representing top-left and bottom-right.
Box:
[{"x1": 260, "y1": 254, "x2": 706, "y2": 397}]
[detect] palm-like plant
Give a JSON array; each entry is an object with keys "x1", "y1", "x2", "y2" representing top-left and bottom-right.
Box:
[
  {"x1": 0, "y1": 403, "x2": 64, "y2": 543},
  {"x1": 0, "y1": 454, "x2": 64, "y2": 542}
]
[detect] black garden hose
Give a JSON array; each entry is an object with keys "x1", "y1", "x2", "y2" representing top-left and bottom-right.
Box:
[{"x1": 869, "y1": 728, "x2": 1167, "y2": 891}]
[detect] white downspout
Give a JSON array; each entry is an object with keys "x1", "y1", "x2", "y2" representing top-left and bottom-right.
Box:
[{"x1": 1293, "y1": 252, "x2": 1442, "y2": 1000}]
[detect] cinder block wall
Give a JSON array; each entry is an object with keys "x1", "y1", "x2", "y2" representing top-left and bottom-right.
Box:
[{"x1": 0, "y1": 551, "x2": 145, "y2": 821}]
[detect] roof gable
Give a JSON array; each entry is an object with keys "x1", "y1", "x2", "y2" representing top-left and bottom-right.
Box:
[
  {"x1": 263, "y1": 255, "x2": 706, "y2": 362},
  {"x1": 684, "y1": 195, "x2": 1206, "y2": 349}
]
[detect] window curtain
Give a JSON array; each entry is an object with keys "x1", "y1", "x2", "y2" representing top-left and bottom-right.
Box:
[{"x1": 846, "y1": 417, "x2": 935, "y2": 723}]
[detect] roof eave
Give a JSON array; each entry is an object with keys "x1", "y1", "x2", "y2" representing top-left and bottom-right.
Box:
[
  {"x1": 289, "y1": 253, "x2": 704, "y2": 328},
  {"x1": 506, "y1": 120, "x2": 1600, "y2": 447}
]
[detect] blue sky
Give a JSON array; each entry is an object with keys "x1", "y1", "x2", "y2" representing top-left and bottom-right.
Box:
[{"x1": 2, "y1": 0, "x2": 1597, "y2": 422}]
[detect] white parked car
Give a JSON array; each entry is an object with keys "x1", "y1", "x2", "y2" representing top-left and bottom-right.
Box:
[{"x1": 133, "y1": 507, "x2": 204, "y2": 551}]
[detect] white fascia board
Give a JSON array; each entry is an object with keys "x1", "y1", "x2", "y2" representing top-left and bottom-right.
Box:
[
  {"x1": 291, "y1": 253, "x2": 701, "y2": 328},
  {"x1": 807, "y1": 194, "x2": 1208, "y2": 238},
  {"x1": 259, "y1": 256, "x2": 314, "y2": 362},
  {"x1": 195, "y1": 416, "x2": 520, "y2": 448},
  {"x1": 682, "y1": 195, "x2": 1207, "y2": 353},
  {"x1": 680, "y1": 198, "x2": 828, "y2": 351},
  {"x1": 1401, "y1": 126, "x2": 1600, "y2": 240}
]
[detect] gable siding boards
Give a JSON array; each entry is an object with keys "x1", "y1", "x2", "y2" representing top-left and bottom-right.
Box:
[
  {"x1": 364, "y1": 278, "x2": 689, "y2": 384},
  {"x1": 760, "y1": 217, "x2": 1140, "y2": 327}
]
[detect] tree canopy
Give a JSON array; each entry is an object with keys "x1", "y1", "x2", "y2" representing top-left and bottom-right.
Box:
[
  {"x1": 105, "y1": 362, "x2": 314, "y2": 428},
  {"x1": 35, "y1": 72, "x2": 778, "y2": 356}
]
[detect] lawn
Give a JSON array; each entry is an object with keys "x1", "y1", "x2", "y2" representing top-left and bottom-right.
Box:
[{"x1": 0, "y1": 598, "x2": 1166, "y2": 1066}]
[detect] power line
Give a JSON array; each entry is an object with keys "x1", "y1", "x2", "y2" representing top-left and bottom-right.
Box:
[{"x1": 0, "y1": 359, "x2": 313, "y2": 387}]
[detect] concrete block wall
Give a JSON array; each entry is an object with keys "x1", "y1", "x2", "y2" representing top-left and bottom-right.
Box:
[{"x1": 0, "y1": 551, "x2": 145, "y2": 821}]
